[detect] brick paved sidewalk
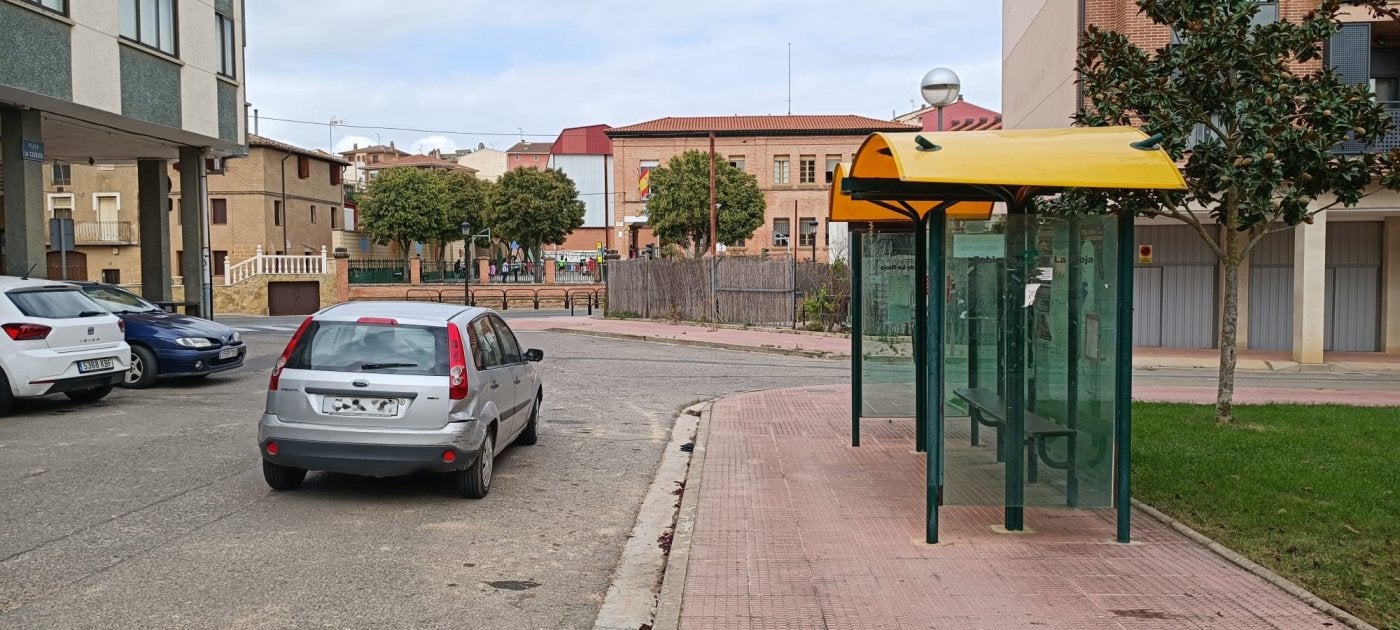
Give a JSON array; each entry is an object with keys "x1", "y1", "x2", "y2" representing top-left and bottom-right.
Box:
[
  {"x1": 675, "y1": 386, "x2": 1341, "y2": 629},
  {"x1": 539, "y1": 317, "x2": 850, "y2": 357}
]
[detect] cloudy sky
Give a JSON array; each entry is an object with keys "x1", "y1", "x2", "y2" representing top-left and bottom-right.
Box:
[{"x1": 244, "y1": 1, "x2": 1002, "y2": 156}]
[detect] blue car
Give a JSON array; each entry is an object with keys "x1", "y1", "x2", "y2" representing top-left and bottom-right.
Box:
[{"x1": 74, "y1": 282, "x2": 246, "y2": 389}]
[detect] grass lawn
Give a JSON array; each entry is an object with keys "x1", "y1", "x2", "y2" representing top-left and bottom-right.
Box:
[{"x1": 1134, "y1": 403, "x2": 1399, "y2": 629}]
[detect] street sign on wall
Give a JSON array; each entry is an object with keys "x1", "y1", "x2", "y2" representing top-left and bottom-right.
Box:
[
  {"x1": 1138, "y1": 244, "x2": 1154, "y2": 264},
  {"x1": 22, "y1": 139, "x2": 44, "y2": 162}
]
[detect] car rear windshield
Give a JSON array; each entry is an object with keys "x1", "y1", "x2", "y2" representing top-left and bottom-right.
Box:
[
  {"x1": 285, "y1": 321, "x2": 448, "y2": 376},
  {"x1": 7, "y1": 288, "x2": 107, "y2": 319}
]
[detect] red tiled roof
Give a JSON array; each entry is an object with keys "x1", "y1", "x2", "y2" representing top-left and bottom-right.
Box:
[
  {"x1": 338, "y1": 144, "x2": 409, "y2": 157},
  {"x1": 249, "y1": 134, "x2": 352, "y2": 166},
  {"x1": 506, "y1": 141, "x2": 553, "y2": 155},
  {"x1": 895, "y1": 97, "x2": 1003, "y2": 132},
  {"x1": 606, "y1": 115, "x2": 917, "y2": 138}
]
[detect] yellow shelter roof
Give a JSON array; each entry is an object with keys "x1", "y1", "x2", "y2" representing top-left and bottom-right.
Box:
[
  {"x1": 846, "y1": 126, "x2": 1186, "y2": 190},
  {"x1": 828, "y1": 163, "x2": 994, "y2": 223}
]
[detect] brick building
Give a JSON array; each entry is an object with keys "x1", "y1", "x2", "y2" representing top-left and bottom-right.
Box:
[
  {"x1": 1004, "y1": 0, "x2": 1400, "y2": 360},
  {"x1": 505, "y1": 140, "x2": 551, "y2": 171},
  {"x1": 604, "y1": 115, "x2": 917, "y2": 261}
]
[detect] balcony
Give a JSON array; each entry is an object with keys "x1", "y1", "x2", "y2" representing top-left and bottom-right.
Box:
[{"x1": 73, "y1": 221, "x2": 137, "y2": 245}]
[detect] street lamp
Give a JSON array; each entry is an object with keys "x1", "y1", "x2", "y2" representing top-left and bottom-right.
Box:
[
  {"x1": 460, "y1": 221, "x2": 472, "y2": 305},
  {"x1": 920, "y1": 67, "x2": 961, "y2": 131},
  {"x1": 807, "y1": 219, "x2": 820, "y2": 262}
]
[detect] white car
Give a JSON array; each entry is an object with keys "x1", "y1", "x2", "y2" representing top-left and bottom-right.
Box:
[{"x1": 0, "y1": 276, "x2": 130, "y2": 415}]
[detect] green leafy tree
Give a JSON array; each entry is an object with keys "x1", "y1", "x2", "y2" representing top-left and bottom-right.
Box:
[
  {"x1": 430, "y1": 171, "x2": 495, "y2": 263},
  {"x1": 645, "y1": 150, "x2": 766, "y2": 257},
  {"x1": 1059, "y1": 0, "x2": 1400, "y2": 423},
  {"x1": 357, "y1": 167, "x2": 447, "y2": 265},
  {"x1": 487, "y1": 167, "x2": 586, "y2": 282}
]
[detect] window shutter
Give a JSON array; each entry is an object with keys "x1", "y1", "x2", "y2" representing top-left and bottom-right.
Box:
[
  {"x1": 298, "y1": 156, "x2": 310, "y2": 179},
  {"x1": 1328, "y1": 22, "x2": 1372, "y2": 153}
]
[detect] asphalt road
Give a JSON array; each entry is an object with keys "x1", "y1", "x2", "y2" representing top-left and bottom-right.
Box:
[{"x1": 0, "y1": 331, "x2": 846, "y2": 629}]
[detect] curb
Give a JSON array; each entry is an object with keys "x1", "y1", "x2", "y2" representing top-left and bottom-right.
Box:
[
  {"x1": 593, "y1": 404, "x2": 703, "y2": 630},
  {"x1": 548, "y1": 328, "x2": 845, "y2": 359},
  {"x1": 651, "y1": 401, "x2": 710, "y2": 630},
  {"x1": 592, "y1": 316, "x2": 850, "y2": 340},
  {"x1": 1131, "y1": 499, "x2": 1378, "y2": 630}
]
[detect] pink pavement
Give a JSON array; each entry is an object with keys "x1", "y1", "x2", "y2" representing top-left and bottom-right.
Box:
[
  {"x1": 676, "y1": 385, "x2": 1343, "y2": 629},
  {"x1": 531, "y1": 317, "x2": 851, "y2": 356}
]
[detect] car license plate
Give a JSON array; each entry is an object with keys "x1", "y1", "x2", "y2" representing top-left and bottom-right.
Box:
[
  {"x1": 78, "y1": 358, "x2": 114, "y2": 373},
  {"x1": 322, "y1": 396, "x2": 399, "y2": 417},
  {"x1": 218, "y1": 347, "x2": 238, "y2": 360}
]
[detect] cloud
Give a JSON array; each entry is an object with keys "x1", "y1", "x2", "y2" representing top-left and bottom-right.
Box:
[
  {"x1": 245, "y1": 1, "x2": 1002, "y2": 152},
  {"x1": 411, "y1": 136, "x2": 459, "y2": 155},
  {"x1": 334, "y1": 135, "x2": 378, "y2": 153}
]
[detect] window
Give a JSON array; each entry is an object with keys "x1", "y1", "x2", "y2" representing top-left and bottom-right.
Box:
[
  {"x1": 728, "y1": 156, "x2": 746, "y2": 170},
  {"x1": 7, "y1": 289, "x2": 105, "y2": 319},
  {"x1": 331, "y1": 206, "x2": 340, "y2": 229},
  {"x1": 20, "y1": 0, "x2": 66, "y2": 15},
  {"x1": 101, "y1": 269, "x2": 121, "y2": 284},
  {"x1": 286, "y1": 321, "x2": 449, "y2": 377},
  {"x1": 330, "y1": 165, "x2": 342, "y2": 186},
  {"x1": 470, "y1": 317, "x2": 504, "y2": 369},
  {"x1": 81, "y1": 285, "x2": 158, "y2": 312},
  {"x1": 216, "y1": 13, "x2": 236, "y2": 78},
  {"x1": 297, "y1": 156, "x2": 311, "y2": 179},
  {"x1": 488, "y1": 316, "x2": 522, "y2": 364},
  {"x1": 212, "y1": 250, "x2": 228, "y2": 273},
  {"x1": 210, "y1": 198, "x2": 228, "y2": 225},
  {"x1": 274, "y1": 200, "x2": 283, "y2": 226},
  {"x1": 372, "y1": 154, "x2": 381, "y2": 164},
  {"x1": 310, "y1": 205, "x2": 317, "y2": 224},
  {"x1": 727, "y1": 238, "x2": 747, "y2": 247},
  {"x1": 118, "y1": 0, "x2": 178, "y2": 57},
  {"x1": 773, "y1": 156, "x2": 790, "y2": 185},
  {"x1": 799, "y1": 217, "x2": 818, "y2": 247},
  {"x1": 773, "y1": 218, "x2": 791, "y2": 247},
  {"x1": 799, "y1": 155, "x2": 816, "y2": 184},
  {"x1": 47, "y1": 193, "x2": 74, "y2": 219},
  {"x1": 825, "y1": 155, "x2": 841, "y2": 183},
  {"x1": 51, "y1": 161, "x2": 71, "y2": 186},
  {"x1": 1372, "y1": 78, "x2": 1399, "y2": 104}
]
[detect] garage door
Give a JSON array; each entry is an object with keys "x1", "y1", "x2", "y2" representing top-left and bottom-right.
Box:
[
  {"x1": 1134, "y1": 225, "x2": 1216, "y2": 348},
  {"x1": 268, "y1": 281, "x2": 320, "y2": 316},
  {"x1": 1248, "y1": 229, "x2": 1294, "y2": 350},
  {"x1": 1326, "y1": 222, "x2": 1382, "y2": 352}
]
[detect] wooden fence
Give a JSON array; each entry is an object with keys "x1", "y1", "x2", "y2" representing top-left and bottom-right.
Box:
[{"x1": 606, "y1": 257, "x2": 847, "y2": 327}]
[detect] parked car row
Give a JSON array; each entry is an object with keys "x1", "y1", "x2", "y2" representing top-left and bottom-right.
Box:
[{"x1": 0, "y1": 276, "x2": 246, "y2": 416}]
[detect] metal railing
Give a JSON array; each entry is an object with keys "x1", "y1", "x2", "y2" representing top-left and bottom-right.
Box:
[
  {"x1": 74, "y1": 221, "x2": 136, "y2": 244},
  {"x1": 225, "y1": 245, "x2": 329, "y2": 285},
  {"x1": 347, "y1": 258, "x2": 409, "y2": 284}
]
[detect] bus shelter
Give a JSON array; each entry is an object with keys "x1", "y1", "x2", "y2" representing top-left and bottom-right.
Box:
[{"x1": 832, "y1": 127, "x2": 1185, "y2": 544}]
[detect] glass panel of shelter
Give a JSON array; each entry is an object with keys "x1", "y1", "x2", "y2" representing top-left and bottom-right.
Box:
[{"x1": 857, "y1": 212, "x2": 1119, "y2": 511}]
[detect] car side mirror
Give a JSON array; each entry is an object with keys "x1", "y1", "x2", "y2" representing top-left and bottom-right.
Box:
[{"x1": 525, "y1": 349, "x2": 544, "y2": 362}]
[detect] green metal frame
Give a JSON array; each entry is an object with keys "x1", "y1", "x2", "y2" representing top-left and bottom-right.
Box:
[{"x1": 851, "y1": 231, "x2": 863, "y2": 448}]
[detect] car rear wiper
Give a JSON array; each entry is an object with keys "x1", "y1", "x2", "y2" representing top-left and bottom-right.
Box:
[
  {"x1": 361, "y1": 362, "x2": 417, "y2": 370},
  {"x1": 78, "y1": 311, "x2": 107, "y2": 317}
]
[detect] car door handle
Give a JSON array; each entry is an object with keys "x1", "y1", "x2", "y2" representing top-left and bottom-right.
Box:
[
  {"x1": 489, "y1": 381, "x2": 500, "y2": 390},
  {"x1": 513, "y1": 378, "x2": 521, "y2": 384}
]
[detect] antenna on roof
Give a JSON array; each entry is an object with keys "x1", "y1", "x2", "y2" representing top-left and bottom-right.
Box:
[{"x1": 20, "y1": 263, "x2": 36, "y2": 280}]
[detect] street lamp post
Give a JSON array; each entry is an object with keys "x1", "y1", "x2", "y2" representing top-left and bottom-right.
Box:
[
  {"x1": 460, "y1": 221, "x2": 472, "y2": 305},
  {"x1": 807, "y1": 219, "x2": 819, "y2": 261},
  {"x1": 920, "y1": 68, "x2": 962, "y2": 131}
]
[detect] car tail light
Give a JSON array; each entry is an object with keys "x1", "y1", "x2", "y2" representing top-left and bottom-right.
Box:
[
  {"x1": 3, "y1": 323, "x2": 52, "y2": 341},
  {"x1": 117, "y1": 320, "x2": 125, "y2": 334},
  {"x1": 447, "y1": 323, "x2": 469, "y2": 400},
  {"x1": 265, "y1": 441, "x2": 279, "y2": 456},
  {"x1": 269, "y1": 317, "x2": 313, "y2": 391},
  {"x1": 441, "y1": 450, "x2": 456, "y2": 463},
  {"x1": 357, "y1": 317, "x2": 397, "y2": 325}
]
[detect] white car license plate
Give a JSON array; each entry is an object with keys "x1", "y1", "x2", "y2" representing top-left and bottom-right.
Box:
[
  {"x1": 322, "y1": 396, "x2": 399, "y2": 417},
  {"x1": 78, "y1": 358, "x2": 114, "y2": 373},
  {"x1": 218, "y1": 347, "x2": 238, "y2": 360}
]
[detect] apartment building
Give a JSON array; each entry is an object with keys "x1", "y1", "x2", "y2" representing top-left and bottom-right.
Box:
[
  {"x1": 605, "y1": 115, "x2": 917, "y2": 261},
  {"x1": 1, "y1": 0, "x2": 247, "y2": 314},
  {"x1": 1003, "y1": 0, "x2": 1400, "y2": 360},
  {"x1": 505, "y1": 140, "x2": 551, "y2": 171}
]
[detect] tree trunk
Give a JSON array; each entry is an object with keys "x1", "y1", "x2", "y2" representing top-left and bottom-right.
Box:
[
  {"x1": 533, "y1": 244, "x2": 544, "y2": 283},
  {"x1": 1215, "y1": 230, "x2": 1244, "y2": 424}
]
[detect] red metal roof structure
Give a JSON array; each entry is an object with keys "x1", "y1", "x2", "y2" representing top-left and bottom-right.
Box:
[
  {"x1": 551, "y1": 124, "x2": 613, "y2": 155},
  {"x1": 607, "y1": 114, "x2": 916, "y2": 138},
  {"x1": 895, "y1": 96, "x2": 1003, "y2": 131}
]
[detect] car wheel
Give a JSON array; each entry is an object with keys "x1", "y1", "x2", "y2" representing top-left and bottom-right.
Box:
[
  {"x1": 263, "y1": 460, "x2": 307, "y2": 491},
  {"x1": 457, "y1": 430, "x2": 494, "y2": 499},
  {"x1": 121, "y1": 346, "x2": 158, "y2": 389},
  {"x1": 64, "y1": 384, "x2": 114, "y2": 403},
  {"x1": 515, "y1": 395, "x2": 540, "y2": 446},
  {"x1": 0, "y1": 370, "x2": 14, "y2": 417}
]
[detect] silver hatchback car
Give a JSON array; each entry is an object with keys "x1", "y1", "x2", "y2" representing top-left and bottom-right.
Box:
[{"x1": 258, "y1": 302, "x2": 543, "y2": 498}]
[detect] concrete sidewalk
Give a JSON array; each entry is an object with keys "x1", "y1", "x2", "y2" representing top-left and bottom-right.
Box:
[{"x1": 664, "y1": 386, "x2": 1350, "y2": 629}]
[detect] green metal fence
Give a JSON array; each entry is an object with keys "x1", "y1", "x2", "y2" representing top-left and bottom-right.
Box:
[{"x1": 347, "y1": 259, "x2": 409, "y2": 284}]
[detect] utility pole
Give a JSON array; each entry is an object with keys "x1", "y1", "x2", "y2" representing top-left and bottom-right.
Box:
[{"x1": 708, "y1": 131, "x2": 717, "y2": 257}]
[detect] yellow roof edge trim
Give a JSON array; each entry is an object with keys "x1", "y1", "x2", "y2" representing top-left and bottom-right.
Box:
[
  {"x1": 848, "y1": 126, "x2": 1187, "y2": 191},
  {"x1": 828, "y1": 162, "x2": 994, "y2": 223}
]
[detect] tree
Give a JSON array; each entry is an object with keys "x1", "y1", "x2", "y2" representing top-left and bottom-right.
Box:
[
  {"x1": 430, "y1": 170, "x2": 495, "y2": 263},
  {"x1": 1059, "y1": 0, "x2": 1400, "y2": 423},
  {"x1": 644, "y1": 150, "x2": 766, "y2": 257},
  {"x1": 487, "y1": 167, "x2": 586, "y2": 282},
  {"x1": 357, "y1": 167, "x2": 447, "y2": 265}
]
